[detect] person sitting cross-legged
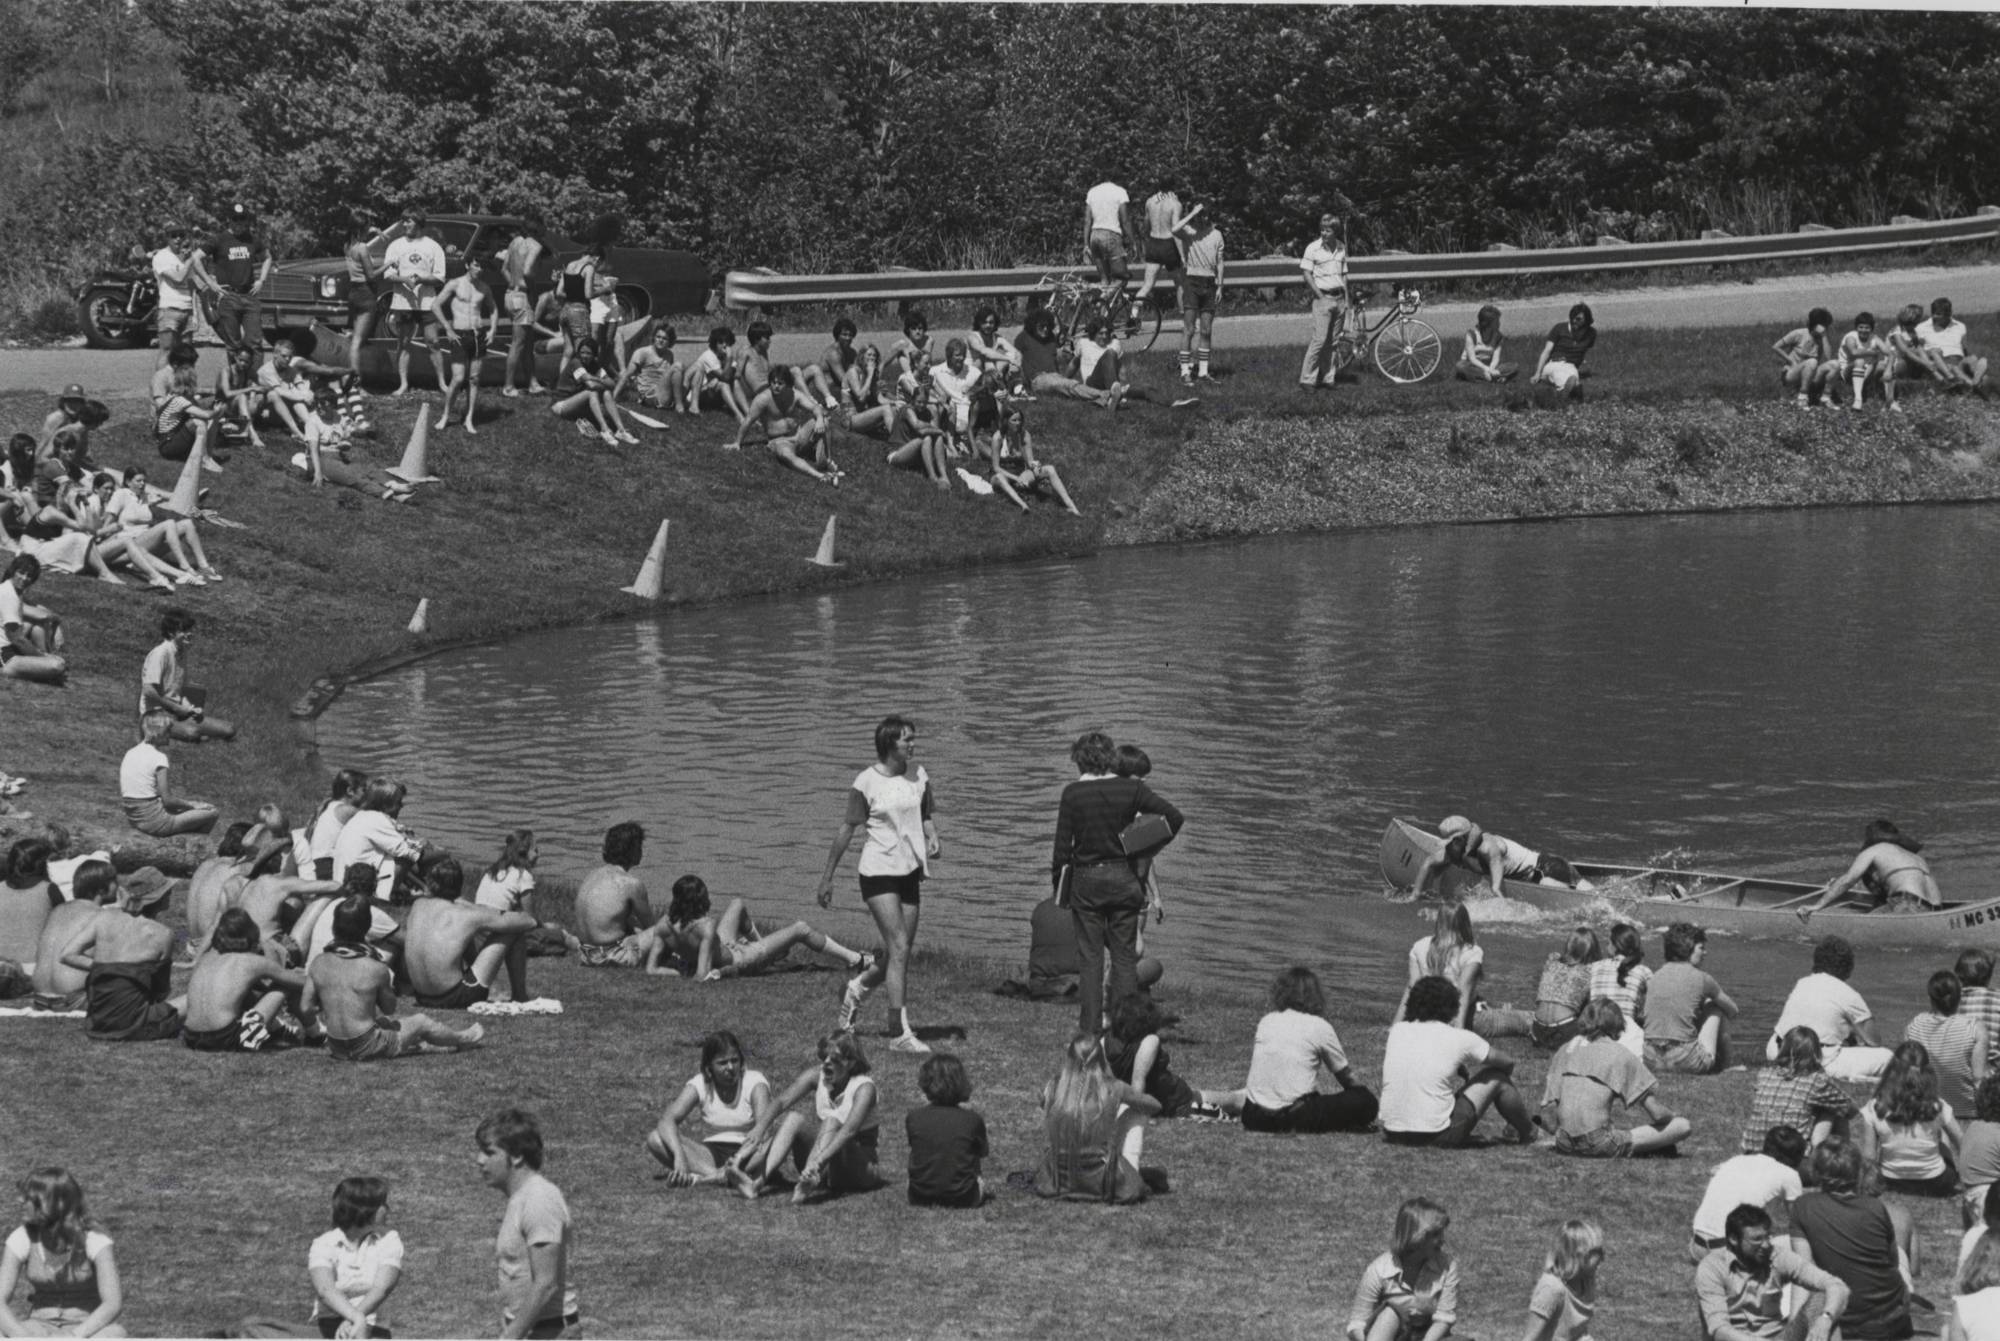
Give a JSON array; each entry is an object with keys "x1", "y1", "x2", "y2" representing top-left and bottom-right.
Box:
[
  {"x1": 404, "y1": 858, "x2": 539, "y2": 1011},
  {"x1": 1379, "y1": 974, "x2": 1537, "y2": 1147},
  {"x1": 1541, "y1": 998, "x2": 1694, "y2": 1158},
  {"x1": 181, "y1": 908, "x2": 318, "y2": 1052},
  {"x1": 644, "y1": 1028, "x2": 777, "y2": 1190},
  {"x1": 728, "y1": 1031, "x2": 883, "y2": 1204},
  {"x1": 120, "y1": 711, "x2": 220, "y2": 838},
  {"x1": 303, "y1": 895, "x2": 485, "y2": 1062}
]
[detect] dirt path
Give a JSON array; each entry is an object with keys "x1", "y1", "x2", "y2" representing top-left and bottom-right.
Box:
[{"x1": 9, "y1": 260, "x2": 1997, "y2": 400}]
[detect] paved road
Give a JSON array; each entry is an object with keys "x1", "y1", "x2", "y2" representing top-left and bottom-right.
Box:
[{"x1": 7, "y1": 261, "x2": 1998, "y2": 401}]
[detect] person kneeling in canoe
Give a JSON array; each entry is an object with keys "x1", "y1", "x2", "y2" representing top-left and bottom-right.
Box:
[
  {"x1": 1799, "y1": 819, "x2": 1941, "y2": 922},
  {"x1": 1411, "y1": 816, "x2": 1591, "y2": 900}
]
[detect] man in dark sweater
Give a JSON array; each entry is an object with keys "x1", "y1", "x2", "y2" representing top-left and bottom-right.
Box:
[{"x1": 1050, "y1": 731, "x2": 1183, "y2": 1034}]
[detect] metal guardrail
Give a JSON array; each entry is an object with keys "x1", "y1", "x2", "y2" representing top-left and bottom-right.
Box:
[{"x1": 723, "y1": 211, "x2": 2000, "y2": 309}]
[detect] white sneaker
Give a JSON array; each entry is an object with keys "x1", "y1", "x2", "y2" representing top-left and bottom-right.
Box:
[
  {"x1": 501, "y1": 386, "x2": 521, "y2": 399},
  {"x1": 1889, "y1": 402, "x2": 1905, "y2": 414},
  {"x1": 576, "y1": 420, "x2": 596, "y2": 439},
  {"x1": 890, "y1": 1032, "x2": 932, "y2": 1054},
  {"x1": 615, "y1": 429, "x2": 639, "y2": 444}
]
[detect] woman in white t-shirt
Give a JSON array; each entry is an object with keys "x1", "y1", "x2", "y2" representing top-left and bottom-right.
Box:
[
  {"x1": 0, "y1": 1167, "x2": 124, "y2": 1338},
  {"x1": 1235, "y1": 965, "x2": 1379, "y2": 1134},
  {"x1": 816, "y1": 714, "x2": 940, "y2": 1054},
  {"x1": 646, "y1": 1029, "x2": 776, "y2": 1190},
  {"x1": 1859, "y1": 1039, "x2": 1964, "y2": 1198},
  {"x1": 107, "y1": 465, "x2": 222, "y2": 584},
  {"x1": 1953, "y1": 1229, "x2": 2000, "y2": 1341},
  {"x1": 305, "y1": 768, "x2": 369, "y2": 881},
  {"x1": 235, "y1": 1175, "x2": 403, "y2": 1339}
]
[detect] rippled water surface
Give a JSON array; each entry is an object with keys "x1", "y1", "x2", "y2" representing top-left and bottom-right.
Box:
[{"x1": 317, "y1": 505, "x2": 2000, "y2": 1022}]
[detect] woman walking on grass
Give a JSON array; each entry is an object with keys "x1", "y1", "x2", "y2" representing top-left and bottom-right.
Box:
[
  {"x1": 0, "y1": 1168, "x2": 125, "y2": 1338},
  {"x1": 819, "y1": 715, "x2": 940, "y2": 1052}
]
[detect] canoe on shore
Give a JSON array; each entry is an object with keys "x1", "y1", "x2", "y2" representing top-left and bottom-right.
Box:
[{"x1": 1377, "y1": 817, "x2": 2000, "y2": 950}]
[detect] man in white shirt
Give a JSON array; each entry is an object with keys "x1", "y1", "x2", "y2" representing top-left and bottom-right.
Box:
[
  {"x1": 1689, "y1": 1125, "x2": 1807, "y2": 1263},
  {"x1": 150, "y1": 226, "x2": 197, "y2": 366},
  {"x1": 1379, "y1": 975, "x2": 1537, "y2": 1146},
  {"x1": 928, "y1": 338, "x2": 984, "y2": 439},
  {"x1": 1083, "y1": 179, "x2": 1132, "y2": 308},
  {"x1": 1766, "y1": 935, "x2": 1893, "y2": 1083},
  {"x1": 1300, "y1": 212, "x2": 1350, "y2": 389},
  {"x1": 383, "y1": 212, "x2": 449, "y2": 398},
  {"x1": 1919, "y1": 296, "x2": 1989, "y2": 394},
  {"x1": 141, "y1": 607, "x2": 235, "y2": 743}
]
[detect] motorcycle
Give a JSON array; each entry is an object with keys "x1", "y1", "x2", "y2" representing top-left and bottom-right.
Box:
[{"x1": 75, "y1": 264, "x2": 159, "y2": 349}]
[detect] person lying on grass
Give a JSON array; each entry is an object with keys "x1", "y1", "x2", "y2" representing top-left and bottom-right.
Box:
[
  {"x1": 182, "y1": 908, "x2": 318, "y2": 1053},
  {"x1": 659, "y1": 873, "x2": 873, "y2": 982},
  {"x1": 550, "y1": 338, "x2": 636, "y2": 448},
  {"x1": 727, "y1": 1031, "x2": 881, "y2": 1203},
  {"x1": 1228, "y1": 964, "x2": 1378, "y2": 1133},
  {"x1": 906, "y1": 1052, "x2": 989, "y2": 1208},
  {"x1": 1380, "y1": 974, "x2": 1538, "y2": 1147},
  {"x1": 1521, "y1": 1217, "x2": 1604, "y2": 1341},
  {"x1": 233, "y1": 1175, "x2": 403, "y2": 1340},
  {"x1": 1033, "y1": 1031, "x2": 1163, "y2": 1204},
  {"x1": 1345, "y1": 1196, "x2": 1459, "y2": 1341},
  {"x1": 729, "y1": 366, "x2": 842, "y2": 485},
  {"x1": 645, "y1": 1029, "x2": 776, "y2": 1190},
  {"x1": 573, "y1": 821, "x2": 672, "y2": 972},
  {"x1": 58, "y1": 868, "x2": 183, "y2": 1042},
  {"x1": 0, "y1": 1167, "x2": 126, "y2": 1339},
  {"x1": 404, "y1": 858, "x2": 539, "y2": 1011},
  {"x1": 302, "y1": 895, "x2": 484, "y2": 1062},
  {"x1": 1539, "y1": 998, "x2": 1692, "y2": 1158},
  {"x1": 978, "y1": 405, "x2": 1080, "y2": 515}
]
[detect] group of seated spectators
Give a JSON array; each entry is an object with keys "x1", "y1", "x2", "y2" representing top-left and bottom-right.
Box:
[{"x1": 1774, "y1": 298, "x2": 1989, "y2": 411}]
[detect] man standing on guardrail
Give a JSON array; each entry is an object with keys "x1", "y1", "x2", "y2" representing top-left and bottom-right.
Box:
[
  {"x1": 1299, "y1": 213, "x2": 1349, "y2": 390},
  {"x1": 1084, "y1": 178, "x2": 1133, "y2": 313}
]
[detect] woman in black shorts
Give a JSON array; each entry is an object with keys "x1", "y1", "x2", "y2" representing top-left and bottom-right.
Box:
[{"x1": 343, "y1": 215, "x2": 389, "y2": 373}]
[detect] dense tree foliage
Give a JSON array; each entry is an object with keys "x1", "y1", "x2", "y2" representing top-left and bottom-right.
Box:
[{"x1": 9, "y1": 1, "x2": 2000, "y2": 320}]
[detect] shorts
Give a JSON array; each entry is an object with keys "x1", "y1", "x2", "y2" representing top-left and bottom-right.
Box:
[
  {"x1": 31, "y1": 988, "x2": 86, "y2": 1013},
  {"x1": 328, "y1": 1025, "x2": 404, "y2": 1063},
  {"x1": 1881, "y1": 1165, "x2": 1958, "y2": 1197},
  {"x1": 504, "y1": 289, "x2": 533, "y2": 324},
  {"x1": 1087, "y1": 229, "x2": 1129, "y2": 280},
  {"x1": 859, "y1": 870, "x2": 923, "y2": 905},
  {"x1": 560, "y1": 303, "x2": 591, "y2": 347},
  {"x1": 157, "y1": 424, "x2": 199, "y2": 463},
  {"x1": 579, "y1": 938, "x2": 642, "y2": 968},
  {"x1": 1143, "y1": 237, "x2": 1182, "y2": 270},
  {"x1": 0, "y1": 959, "x2": 27, "y2": 999},
  {"x1": 696, "y1": 385, "x2": 733, "y2": 411},
  {"x1": 391, "y1": 306, "x2": 441, "y2": 338},
  {"x1": 184, "y1": 1006, "x2": 298, "y2": 1053},
  {"x1": 1553, "y1": 1125, "x2": 1634, "y2": 1159},
  {"x1": 157, "y1": 307, "x2": 194, "y2": 341},
  {"x1": 1542, "y1": 360, "x2": 1582, "y2": 393},
  {"x1": 1648, "y1": 1038, "x2": 1716, "y2": 1074},
  {"x1": 414, "y1": 971, "x2": 490, "y2": 1011},
  {"x1": 346, "y1": 285, "x2": 385, "y2": 320},
  {"x1": 1382, "y1": 1128, "x2": 1453, "y2": 1148},
  {"x1": 452, "y1": 329, "x2": 488, "y2": 363},
  {"x1": 1181, "y1": 274, "x2": 1218, "y2": 315}
]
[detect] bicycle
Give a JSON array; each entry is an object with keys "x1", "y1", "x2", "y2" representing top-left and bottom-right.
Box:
[
  {"x1": 1031, "y1": 271, "x2": 1169, "y2": 352},
  {"x1": 1329, "y1": 284, "x2": 1444, "y2": 383}
]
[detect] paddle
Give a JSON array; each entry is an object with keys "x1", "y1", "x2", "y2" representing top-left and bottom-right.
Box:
[{"x1": 628, "y1": 409, "x2": 669, "y2": 430}]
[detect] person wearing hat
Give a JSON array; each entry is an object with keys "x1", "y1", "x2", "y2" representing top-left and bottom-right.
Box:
[
  {"x1": 53, "y1": 863, "x2": 186, "y2": 1042},
  {"x1": 205, "y1": 204, "x2": 273, "y2": 355},
  {"x1": 119, "y1": 710, "x2": 220, "y2": 838},
  {"x1": 38, "y1": 385, "x2": 93, "y2": 464},
  {"x1": 151, "y1": 225, "x2": 199, "y2": 367}
]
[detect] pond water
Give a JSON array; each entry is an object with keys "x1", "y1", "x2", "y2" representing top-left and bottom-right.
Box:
[{"x1": 315, "y1": 504, "x2": 2000, "y2": 1028}]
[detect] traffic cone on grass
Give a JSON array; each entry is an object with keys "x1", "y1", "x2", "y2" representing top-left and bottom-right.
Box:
[
  {"x1": 407, "y1": 599, "x2": 430, "y2": 636},
  {"x1": 386, "y1": 415, "x2": 439, "y2": 484},
  {"x1": 806, "y1": 515, "x2": 844, "y2": 569},
  {"x1": 621, "y1": 520, "x2": 670, "y2": 599},
  {"x1": 165, "y1": 436, "x2": 206, "y2": 516}
]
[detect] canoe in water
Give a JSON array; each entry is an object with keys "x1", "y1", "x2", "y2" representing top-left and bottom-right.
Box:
[{"x1": 1377, "y1": 817, "x2": 2000, "y2": 949}]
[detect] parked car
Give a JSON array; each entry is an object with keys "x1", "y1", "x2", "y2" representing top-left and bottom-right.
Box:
[{"x1": 257, "y1": 213, "x2": 710, "y2": 341}]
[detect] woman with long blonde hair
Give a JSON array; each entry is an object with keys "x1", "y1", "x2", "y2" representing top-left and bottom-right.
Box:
[
  {"x1": 1034, "y1": 1032, "x2": 1161, "y2": 1203},
  {"x1": 0, "y1": 1167, "x2": 125, "y2": 1337}
]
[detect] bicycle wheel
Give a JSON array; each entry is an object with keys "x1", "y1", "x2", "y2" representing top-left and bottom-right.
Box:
[
  {"x1": 1124, "y1": 295, "x2": 1165, "y2": 352},
  {"x1": 1373, "y1": 317, "x2": 1443, "y2": 383},
  {"x1": 1329, "y1": 334, "x2": 1358, "y2": 373}
]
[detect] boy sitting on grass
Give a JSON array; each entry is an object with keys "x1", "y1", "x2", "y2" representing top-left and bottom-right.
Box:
[
  {"x1": 1838, "y1": 312, "x2": 1899, "y2": 412},
  {"x1": 1918, "y1": 296, "x2": 1990, "y2": 396}
]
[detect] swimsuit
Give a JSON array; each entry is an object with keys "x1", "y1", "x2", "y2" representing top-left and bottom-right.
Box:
[
  {"x1": 85, "y1": 960, "x2": 181, "y2": 1041},
  {"x1": 414, "y1": 969, "x2": 490, "y2": 1011},
  {"x1": 579, "y1": 938, "x2": 641, "y2": 968},
  {"x1": 327, "y1": 1025, "x2": 404, "y2": 1063}
]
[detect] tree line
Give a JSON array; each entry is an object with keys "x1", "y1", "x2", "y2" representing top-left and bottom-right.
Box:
[{"x1": 7, "y1": 2, "x2": 2000, "y2": 318}]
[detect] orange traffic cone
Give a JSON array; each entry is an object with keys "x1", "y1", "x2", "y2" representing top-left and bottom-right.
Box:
[
  {"x1": 621, "y1": 520, "x2": 669, "y2": 599},
  {"x1": 386, "y1": 414, "x2": 438, "y2": 484},
  {"x1": 165, "y1": 433, "x2": 206, "y2": 516},
  {"x1": 805, "y1": 515, "x2": 844, "y2": 569},
  {"x1": 407, "y1": 598, "x2": 430, "y2": 636}
]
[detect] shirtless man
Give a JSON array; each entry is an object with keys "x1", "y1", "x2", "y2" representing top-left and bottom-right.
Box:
[
  {"x1": 29, "y1": 859, "x2": 117, "y2": 1011},
  {"x1": 0, "y1": 837, "x2": 56, "y2": 999},
  {"x1": 1800, "y1": 819, "x2": 1942, "y2": 921},
  {"x1": 184, "y1": 821, "x2": 289, "y2": 960},
  {"x1": 729, "y1": 366, "x2": 838, "y2": 483},
  {"x1": 405, "y1": 858, "x2": 537, "y2": 1010},
  {"x1": 430, "y1": 253, "x2": 500, "y2": 434},
  {"x1": 573, "y1": 822, "x2": 671, "y2": 973},
  {"x1": 500, "y1": 223, "x2": 548, "y2": 397},
  {"x1": 1410, "y1": 815, "x2": 1590, "y2": 899},
  {"x1": 235, "y1": 863, "x2": 344, "y2": 969},
  {"x1": 663, "y1": 874, "x2": 872, "y2": 983},
  {"x1": 305, "y1": 866, "x2": 404, "y2": 967},
  {"x1": 58, "y1": 876, "x2": 182, "y2": 1041},
  {"x1": 303, "y1": 897, "x2": 484, "y2": 1062},
  {"x1": 182, "y1": 909, "x2": 316, "y2": 1052}
]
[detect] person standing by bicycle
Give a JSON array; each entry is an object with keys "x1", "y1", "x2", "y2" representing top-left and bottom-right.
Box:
[
  {"x1": 1133, "y1": 180, "x2": 1185, "y2": 312},
  {"x1": 1178, "y1": 211, "x2": 1224, "y2": 387},
  {"x1": 1299, "y1": 213, "x2": 1349, "y2": 390},
  {"x1": 1083, "y1": 179, "x2": 1133, "y2": 314}
]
